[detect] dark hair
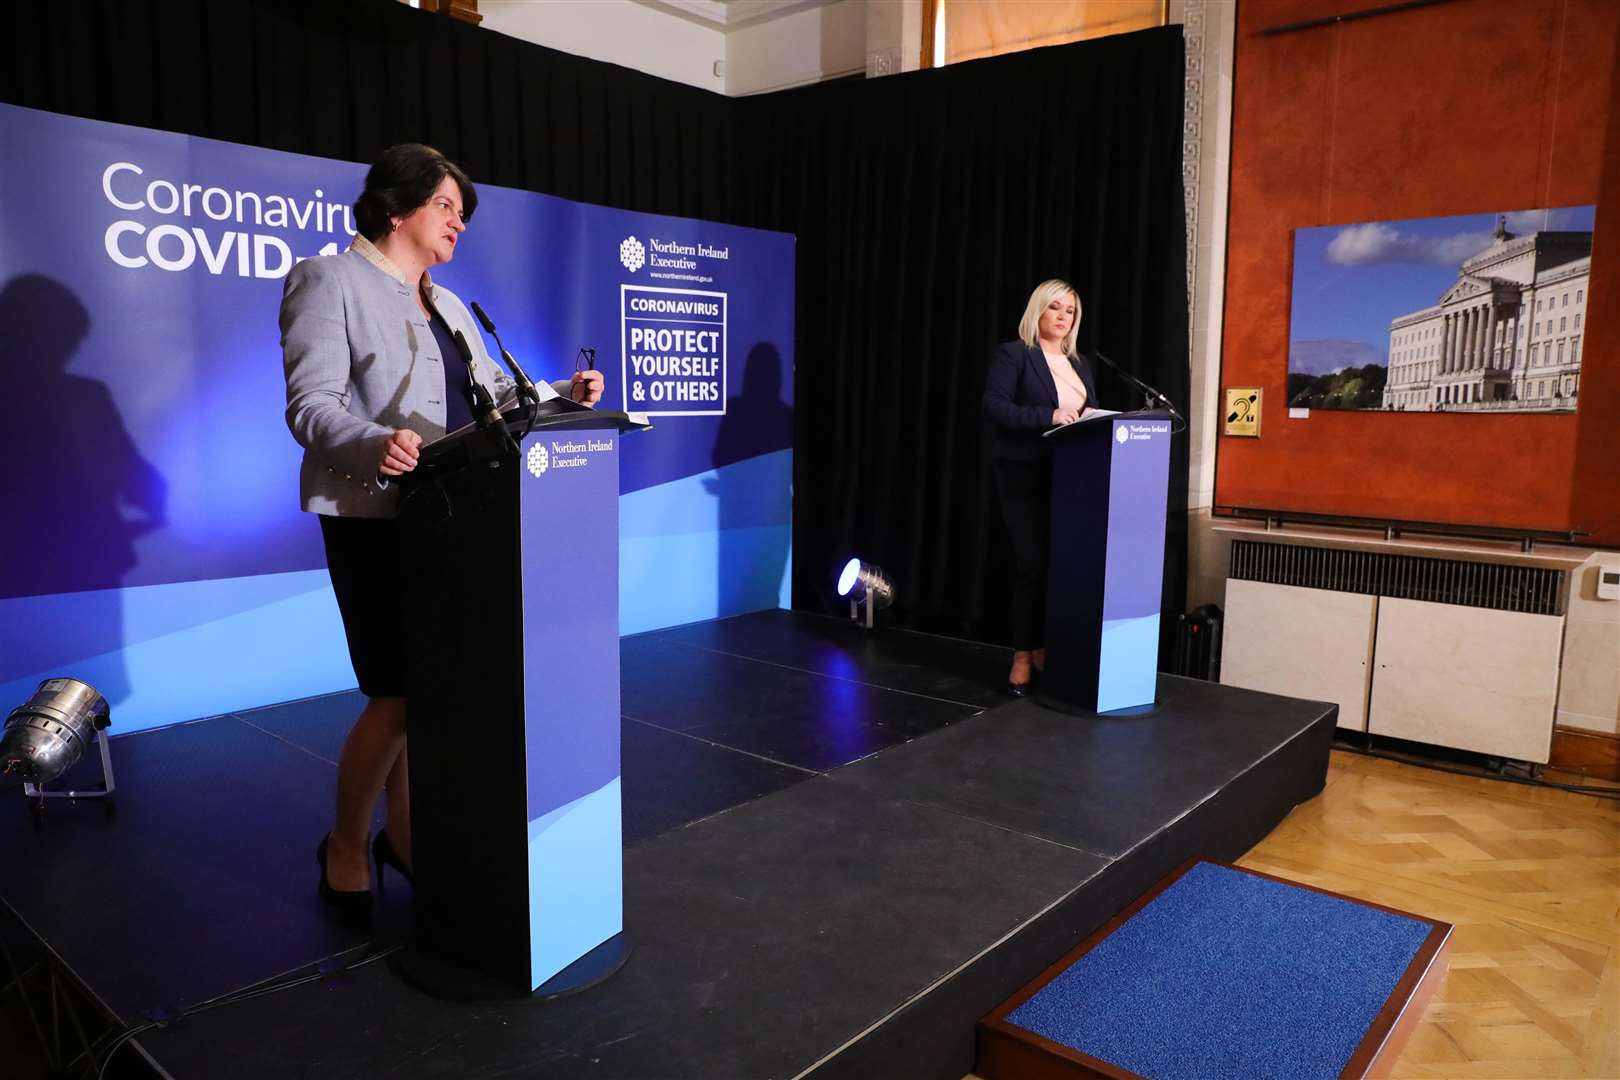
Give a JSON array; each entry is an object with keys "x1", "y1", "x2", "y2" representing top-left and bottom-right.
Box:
[{"x1": 353, "y1": 143, "x2": 477, "y2": 241}]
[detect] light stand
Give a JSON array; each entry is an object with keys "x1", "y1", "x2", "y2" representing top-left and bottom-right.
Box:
[
  {"x1": 1, "y1": 679, "x2": 116, "y2": 815},
  {"x1": 836, "y1": 558, "x2": 895, "y2": 631}
]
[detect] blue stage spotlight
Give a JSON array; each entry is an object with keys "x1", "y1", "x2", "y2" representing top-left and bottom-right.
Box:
[
  {"x1": 836, "y1": 558, "x2": 861, "y2": 598},
  {"x1": 836, "y1": 558, "x2": 894, "y2": 630},
  {"x1": 1, "y1": 679, "x2": 116, "y2": 809}
]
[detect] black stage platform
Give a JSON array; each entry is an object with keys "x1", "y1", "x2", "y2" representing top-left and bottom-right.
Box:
[{"x1": 0, "y1": 610, "x2": 1335, "y2": 1079}]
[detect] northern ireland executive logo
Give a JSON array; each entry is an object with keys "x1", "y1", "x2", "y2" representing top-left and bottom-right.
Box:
[
  {"x1": 619, "y1": 236, "x2": 645, "y2": 273},
  {"x1": 1115, "y1": 426, "x2": 1130, "y2": 445},
  {"x1": 526, "y1": 443, "x2": 549, "y2": 477}
]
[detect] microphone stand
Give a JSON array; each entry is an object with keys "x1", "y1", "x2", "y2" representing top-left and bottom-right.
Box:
[
  {"x1": 1092, "y1": 349, "x2": 1186, "y2": 433},
  {"x1": 453, "y1": 329, "x2": 520, "y2": 458}
]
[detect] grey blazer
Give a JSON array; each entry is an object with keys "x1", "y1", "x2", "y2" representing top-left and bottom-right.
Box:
[{"x1": 281, "y1": 248, "x2": 560, "y2": 517}]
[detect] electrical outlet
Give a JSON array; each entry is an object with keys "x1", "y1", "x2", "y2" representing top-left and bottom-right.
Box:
[{"x1": 866, "y1": 49, "x2": 898, "y2": 77}]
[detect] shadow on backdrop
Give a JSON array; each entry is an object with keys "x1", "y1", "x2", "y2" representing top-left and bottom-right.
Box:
[
  {"x1": 0, "y1": 274, "x2": 167, "y2": 706},
  {"x1": 706, "y1": 342, "x2": 793, "y2": 616}
]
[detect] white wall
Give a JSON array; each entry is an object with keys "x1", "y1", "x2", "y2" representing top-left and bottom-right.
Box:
[
  {"x1": 1559, "y1": 551, "x2": 1620, "y2": 736},
  {"x1": 725, "y1": 1, "x2": 866, "y2": 96},
  {"x1": 479, "y1": 0, "x2": 727, "y2": 94}
]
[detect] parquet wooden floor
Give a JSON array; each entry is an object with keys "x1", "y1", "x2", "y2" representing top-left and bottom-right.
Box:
[
  {"x1": 1237, "y1": 751, "x2": 1620, "y2": 1079},
  {"x1": 965, "y1": 749, "x2": 1620, "y2": 1080}
]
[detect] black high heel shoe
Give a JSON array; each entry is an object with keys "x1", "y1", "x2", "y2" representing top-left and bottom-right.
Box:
[
  {"x1": 316, "y1": 835, "x2": 373, "y2": 929},
  {"x1": 1008, "y1": 655, "x2": 1038, "y2": 696},
  {"x1": 373, "y1": 830, "x2": 414, "y2": 897}
]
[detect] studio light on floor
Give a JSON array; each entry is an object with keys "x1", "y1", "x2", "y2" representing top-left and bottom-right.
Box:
[
  {"x1": 837, "y1": 557, "x2": 894, "y2": 630},
  {"x1": 1, "y1": 678, "x2": 117, "y2": 808}
]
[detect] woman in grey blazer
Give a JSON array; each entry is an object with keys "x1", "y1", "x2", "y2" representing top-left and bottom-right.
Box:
[{"x1": 282, "y1": 144, "x2": 604, "y2": 926}]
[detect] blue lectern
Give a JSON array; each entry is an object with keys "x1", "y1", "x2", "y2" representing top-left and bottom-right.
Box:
[
  {"x1": 394, "y1": 405, "x2": 642, "y2": 999},
  {"x1": 1038, "y1": 409, "x2": 1173, "y2": 714}
]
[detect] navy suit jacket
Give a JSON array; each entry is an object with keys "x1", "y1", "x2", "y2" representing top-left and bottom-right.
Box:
[{"x1": 982, "y1": 341, "x2": 1100, "y2": 461}]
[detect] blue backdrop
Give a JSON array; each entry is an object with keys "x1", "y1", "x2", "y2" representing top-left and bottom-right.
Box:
[{"x1": 0, "y1": 103, "x2": 794, "y2": 734}]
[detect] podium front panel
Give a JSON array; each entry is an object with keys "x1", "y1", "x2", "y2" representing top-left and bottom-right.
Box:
[
  {"x1": 1095, "y1": 416, "x2": 1172, "y2": 711},
  {"x1": 517, "y1": 428, "x2": 624, "y2": 989}
]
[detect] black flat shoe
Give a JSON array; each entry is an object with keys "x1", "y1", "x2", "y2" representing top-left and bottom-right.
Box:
[
  {"x1": 316, "y1": 835, "x2": 373, "y2": 929},
  {"x1": 373, "y1": 829, "x2": 414, "y2": 897},
  {"x1": 1007, "y1": 681, "x2": 1029, "y2": 697}
]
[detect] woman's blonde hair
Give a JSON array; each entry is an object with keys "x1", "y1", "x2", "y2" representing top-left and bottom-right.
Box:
[{"x1": 1018, "y1": 279, "x2": 1082, "y2": 357}]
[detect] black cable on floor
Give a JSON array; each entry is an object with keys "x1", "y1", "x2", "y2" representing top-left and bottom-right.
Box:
[
  {"x1": 1333, "y1": 740, "x2": 1620, "y2": 801},
  {"x1": 93, "y1": 938, "x2": 402, "y2": 1079}
]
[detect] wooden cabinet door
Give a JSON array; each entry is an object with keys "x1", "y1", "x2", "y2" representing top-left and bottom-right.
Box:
[
  {"x1": 1221, "y1": 579, "x2": 1378, "y2": 731},
  {"x1": 1369, "y1": 597, "x2": 1562, "y2": 764}
]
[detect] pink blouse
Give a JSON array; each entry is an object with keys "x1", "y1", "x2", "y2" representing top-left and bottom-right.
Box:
[{"x1": 1044, "y1": 352, "x2": 1088, "y2": 412}]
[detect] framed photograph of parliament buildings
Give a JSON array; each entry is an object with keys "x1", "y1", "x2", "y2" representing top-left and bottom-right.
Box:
[{"x1": 1287, "y1": 205, "x2": 1596, "y2": 412}]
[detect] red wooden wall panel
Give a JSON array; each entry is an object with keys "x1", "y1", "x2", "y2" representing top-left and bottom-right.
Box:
[{"x1": 1216, "y1": 0, "x2": 1620, "y2": 540}]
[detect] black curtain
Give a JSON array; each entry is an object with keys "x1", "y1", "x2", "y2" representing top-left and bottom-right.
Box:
[
  {"x1": 4, "y1": 0, "x2": 1188, "y2": 659},
  {"x1": 2, "y1": 2, "x2": 739, "y2": 218},
  {"x1": 733, "y1": 32, "x2": 1189, "y2": 652}
]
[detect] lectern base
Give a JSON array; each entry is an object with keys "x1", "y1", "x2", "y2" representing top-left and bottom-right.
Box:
[
  {"x1": 1032, "y1": 691, "x2": 1162, "y2": 718},
  {"x1": 391, "y1": 931, "x2": 631, "y2": 1002}
]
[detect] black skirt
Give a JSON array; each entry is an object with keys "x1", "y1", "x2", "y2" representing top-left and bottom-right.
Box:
[{"x1": 318, "y1": 514, "x2": 407, "y2": 699}]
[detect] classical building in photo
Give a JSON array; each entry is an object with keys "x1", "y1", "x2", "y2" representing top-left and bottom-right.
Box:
[{"x1": 1382, "y1": 220, "x2": 1590, "y2": 411}]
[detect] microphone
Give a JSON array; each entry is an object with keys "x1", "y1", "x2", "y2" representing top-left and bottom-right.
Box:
[
  {"x1": 470, "y1": 301, "x2": 542, "y2": 408},
  {"x1": 1092, "y1": 349, "x2": 1184, "y2": 429},
  {"x1": 453, "y1": 329, "x2": 519, "y2": 456}
]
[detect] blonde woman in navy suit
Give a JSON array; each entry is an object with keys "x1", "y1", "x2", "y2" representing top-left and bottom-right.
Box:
[
  {"x1": 982, "y1": 279, "x2": 1099, "y2": 696},
  {"x1": 282, "y1": 144, "x2": 604, "y2": 927}
]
